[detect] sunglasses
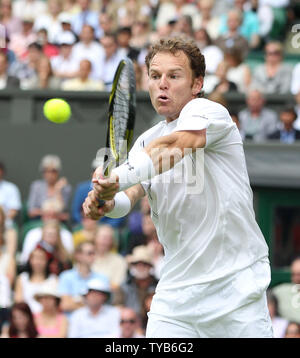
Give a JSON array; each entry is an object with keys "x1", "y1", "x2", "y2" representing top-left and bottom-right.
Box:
[
  {"x1": 266, "y1": 51, "x2": 281, "y2": 56},
  {"x1": 120, "y1": 319, "x2": 136, "y2": 324}
]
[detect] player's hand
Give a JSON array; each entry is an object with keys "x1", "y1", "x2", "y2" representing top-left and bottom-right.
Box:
[
  {"x1": 92, "y1": 167, "x2": 119, "y2": 201},
  {"x1": 82, "y1": 190, "x2": 115, "y2": 220}
]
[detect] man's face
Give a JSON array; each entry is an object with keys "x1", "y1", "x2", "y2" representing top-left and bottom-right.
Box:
[
  {"x1": 101, "y1": 36, "x2": 117, "y2": 58},
  {"x1": 148, "y1": 51, "x2": 202, "y2": 122},
  {"x1": 247, "y1": 90, "x2": 264, "y2": 111},
  {"x1": 291, "y1": 260, "x2": 300, "y2": 284},
  {"x1": 85, "y1": 290, "x2": 107, "y2": 310},
  {"x1": 77, "y1": 244, "x2": 96, "y2": 266},
  {"x1": 120, "y1": 309, "x2": 138, "y2": 337},
  {"x1": 280, "y1": 111, "x2": 296, "y2": 129}
]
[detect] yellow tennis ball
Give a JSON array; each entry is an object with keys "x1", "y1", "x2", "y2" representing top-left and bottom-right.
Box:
[{"x1": 43, "y1": 98, "x2": 71, "y2": 124}]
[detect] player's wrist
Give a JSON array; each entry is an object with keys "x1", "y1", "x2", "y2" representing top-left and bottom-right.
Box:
[
  {"x1": 112, "y1": 150, "x2": 155, "y2": 191},
  {"x1": 104, "y1": 191, "x2": 131, "y2": 218}
]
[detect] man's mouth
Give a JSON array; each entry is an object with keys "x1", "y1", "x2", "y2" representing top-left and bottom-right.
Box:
[{"x1": 157, "y1": 95, "x2": 170, "y2": 103}]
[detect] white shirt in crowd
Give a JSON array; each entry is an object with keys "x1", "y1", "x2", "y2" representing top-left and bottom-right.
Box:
[
  {"x1": 291, "y1": 63, "x2": 300, "y2": 95},
  {"x1": 51, "y1": 53, "x2": 80, "y2": 78},
  {"x1": 0, "y1": 274, "x2": 12, "y2": 308},
  {"x1": 20, "y1": 226, "x2": 74, "y2": 264},
  {"x1": 0, "y1": 179, "x2": 22, "y2": 227},
  {"x1": 129, "y1": 98, "x2": 269, "y2": 292},
  {"x1": 68, "y1": 304, "x2": 121, "y2": 338}
]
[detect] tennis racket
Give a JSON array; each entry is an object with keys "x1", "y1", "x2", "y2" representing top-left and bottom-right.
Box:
[{"x1": 94, "y1": 57, "x2": 136, "y2": 206}]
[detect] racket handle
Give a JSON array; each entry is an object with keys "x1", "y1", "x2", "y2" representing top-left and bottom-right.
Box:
[{"x1": 90, "y1": 182, "x2": 106, "y2": 208}]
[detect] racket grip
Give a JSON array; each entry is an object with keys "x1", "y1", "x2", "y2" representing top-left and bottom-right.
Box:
[{"x1": 90, "y1": 181, "x2": 106, "y2": 208}]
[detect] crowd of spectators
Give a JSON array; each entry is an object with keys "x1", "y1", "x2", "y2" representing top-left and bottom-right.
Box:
[{"x1": 0, "y1": 0, "x2": 300, "y2": 338}]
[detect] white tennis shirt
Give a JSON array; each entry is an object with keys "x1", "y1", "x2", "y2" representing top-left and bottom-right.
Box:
[{"x1": 129, "y1": 98, "x2": 269, "y2": 291}]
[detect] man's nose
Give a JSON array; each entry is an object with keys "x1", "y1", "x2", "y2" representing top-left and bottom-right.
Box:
[{"x1": 159, "y1": 74, "x2": 169, "y2": 89}]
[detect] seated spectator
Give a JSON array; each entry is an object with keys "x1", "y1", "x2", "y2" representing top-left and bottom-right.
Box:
[
  {"x1": 62, "y1": 58, "x2": 105, "y2": 91},
  {"x1": 92, "y1": 225, "x2": 127, "y2": 290},
  {"x1": 268, "y1": 107, "x2": 300, "y2": 143},
  {"x1": 72, "y1": 215, "x2": 98, "y2": 248},
  {"x1": 212, "y1": 60, "x2": 238, "y2": 94},
  {"x1": 224, "y1": 48, "x2": 252, "y2": 93},
  {"x1": 20, "y1": 199, "x2": 74, "y2": 265},
  {"x1": 33, "y1": 0, "x2": 63, "y2": 44},
  {"x1": 116, "y1": 26, "x2": 140, "y2": 62},
  {"x1": 172, "y1": 14, "x2": 194, "y2": 38},
  {"x1": 238, "y1": 89, "x2": 278, "y2": 141},
  {"x1": 272, "y1": 257, "x2": 300, "y2": 324},
  {"x1": 291, "y1": 62, "x2": 300, "y2": 96},
  {"x1": 33, "y1": 282, "x2": 68, "y2": 338},
  {"x1": 0, "y1": 51, "x2": 19, "y2": 88},
  {"x1": 23, "y1": 55, "x2": 61, "y2": 89},
  {"x1": 214, "y1": 9, "x2": 249, "y2": 61},
  {"x1": 8, "y1": 17, "x2": 37, "y2": 61},
  {"x1": 68, "y1": 277, "x2": 120, "y2": 338},
  {"x1": 57, "y1": 12, "x2": 75, "y2": 38},
  {"x1": 219, "y1": 0, "x2": 260, "y2": 48},
  {"x1": 230, "y1": 110, "x2": 241, "y2": 130},
  {"x1": 27, "y1": 154, "x2": 72, "y2": 221},
  {"x1": 0, "y1": 161, "x2": 22, "y2": 226},
  {"x1": 14, "y1": 247, "x2": 58, "y2": 314},
  {"x1": 98, "y1": 12, "x2": 116, "y2": 35},
  {"x1": 99, "y1": 32, "x2": 125, "y2": 90},
  {"x1": 0, "y1": 274, "x2": 11, "y2": 333},
  {"x1": 207, "y1": 90, "x2": 228, "y2": 107},
  {"x1": 113, "y1": 245, "x2": 158, "y2": 317},
  {"x1": 12, "y1": 0, "x2": 47, "y2": 22},
  {"x1": 127, "y1": 196, "x2": 151, "y2": 239},
  {"x1": 130, "y1": 16, "x2": 152, "y2": 51},
  {"x1": 141, "y1": 288, "x2": 154, "y2": 331},
  {"x1": 72, "y1": 24, "x2": 105, "y2": 80},
  {"x1": 0, "y1": 206, "x2": 16, "y2": 286},
  {"x1": 284, "y1": 322, "x2": 300, "y2": 338},
  {"x1": 118, "y1": 307, "x2": 144, "y2": 338},
  {"x1": 71, "y1": 0, "x2": 102, "y2": 39},
  {"x1": 193, "y1": 0, "x2": 221, "y2": 40},
  {"x1": 58, "y1": 241, "x2": 108, "y2": 314},
  {"x1": 251, "y1": 41, "x2": 293, "y2": 95},
  {"x1": 267, "y1": 290, "x2": 289, "y2": 338},
  {"x1": 1, "y1": 302, "x2": 38, "y2": 338},
  {"x1": 294, "y1": 90, "x2": 300, "y2": 131},
  {"x1": 146, "y1": 233, "x2": 164, "y2": 280},
  {"x1": 36, "y1": 29, "x2": 59, "y2": 58},
  {"x1": 0, "y1": 0, "x2": 22, "y2": 38},
  {"x1": 117, "y1": 0, "x2": 151, "y2": 28},
  {"x1": 51, "y1": 31, "x2": 79, "y2": 81}
]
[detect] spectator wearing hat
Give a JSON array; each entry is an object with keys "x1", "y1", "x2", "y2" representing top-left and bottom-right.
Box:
[
  {"x1": 58, "y1": 241, "x2": 108, "y2": 314},
  {"x1": 113, "y1": 245, "x2": 158, "y2": 317},
  {"x1": 268, "y1": 107, "x2": 300, "y2": 143},
  {"x1": 118, "y1": 307, "x2": 144, "y2": 338},
  {"x1": 51, "y1": 31, "x2": 79, "y2": 81},
  {"x1": 68, "y1": 277, "x2": 120, "y2": 338},
  {"x1": 92, "y1": 225, "x2": 127, "y2": 290},
  {"x1": 33, "y1": 282, "x2": 68, "y2": 338},
  {"x1": 72, "y1": 215, "x2": 98, "y2": 248},
  {"x1": 27, "y1": 154, "x2": 72, "y2": 222},
  {"x1": 12, "y1": 0, "x2": 47, "y2": 22},
  {"x1": 0, "y1": 161, "x2": 21, "y2": 226}
]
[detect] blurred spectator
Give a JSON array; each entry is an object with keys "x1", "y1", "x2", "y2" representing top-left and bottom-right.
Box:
[
  {"x1": 0, "y1": 206, "x2": 16, "y2": 286},
  {"x1": 23, "y1": 56, "x2": 61, "y2": 89},
  {"x1": 0, "y1": 274, "x2": 11, "y2": 332},
  {"x1": 33, "y1": 0, "x2": 63, "y2": 44},
  {"x1": 130, "y1": 15, "x2": 152, "y2": 51},
  {"x1": 212, "y1": 60, "x2": 238, "y2": 94},
  {"x1": 284, "y1": 322, "x2": 300, "y2": 338},
  {"x1": 72, "y1": 24, "x2": 105, "y2": 80},
  {"x1": 14, "y1": 247, "x2": 58, "y2": 314},
  {"x1": 27, "y1": 154, "x2": 72, "y2": 221},
  {"x1": 99, "y1": 32, "x2": 125, "y2": 90},
  {"x1": 57, "y1": 12, "x2": 75, "y2": 36},
  {"x1": 113, "y1": 245, "x2": 158, "y2": 317},
  {"x1": 267, "y1": 290, "x2": 288, "y2": 338},
  {"x1": 229, "y1": 110, "x2": 241, "y2": 130},
  {"x1": 1, "y1": 302, "x2": 38, "y2": 338},
  {"x1": 219, "y1": 0, "x2": 260, "y2": 48},
  {"x1": 98, "y1": 12, "x2": 115, "y2": 35},
  {"x1": 294, "y1": 90, "x2": 300, "y2": 131},
  {"x1": 207, "y1": 90, "x2": 228, "y2": 107},
  {"x1": 127, "y1": 196, "x2": 151, "y2": 238},
  {"x1": 62, "y1": 58, "x2": 105, "y2": 90},
  {"x1": 268, "y1": 106, "x2": 300, "y2": 143},
  {"x1": 251, "y1": 41, "x2": 293, "y2": 94},
  {"x1": 224, "y1": 48, "x2": 252, "y2": 93},
  {"x1": 193, "y1": 0, "x2": 221, "y2": 40},
  {"x1": 194, "y1": 28, "x2": 223, "y2": 75},
  {"x1": 7, "y1": 17, "x2": 37, "y2": 61},
  {"x1": 215, "y1": 9, "x2": 249, "y2": 61},
  {"x1": 238, "y1": 89, "x2": 278, "y2": 141},
  {"x1": 272, "y1": 257, "x2": 300, "y2": 323},
  {"x1": 0, "y1": 0, "x2": 22, "y2": 37},
  {"x1": 58, "y1": 241, "x2": 107, "y2": 314},
  {"x1": 62, "y1": 0, "x2": 80, "y2": 15},
  {"x1": 291, "y1": 63, "x2": 300, "y2": 96},
  {"x1": 146, "y1": 234, "x2": 164, "y2": 280},
  {"x1": 116, "y1": 26, "x2": 140, "y2": 61},
  {"x1": 71, "y1": 0, "x2": 102, "y2": 38},
  {"x1": 140, "y1": 289, "x2": 154, "y2": 331},
  {"x1": 51, "y1": 31, "x2": 79, "y2": 81},
  {"x1": 155, "y1": 0, "x2": 198, "y2": 32},
  {"x1": 92, "y1": 225, "x2": 127, "y2": 290},
  {"x1": 0, "y1": 161, "x2": 22, "y2": 225},
  {"x1": 72, "y1": 215, "x2": 98, "y2": 248},
  {"x1": 172, "y1": 14, "x2": 194, "y2": 38},
  {"x1": 12, "y1": 0, "x2": 46, "y2": 21},
  {"x1": 20, "y1": 200, "x2": 74, "y2": 265},
  {"x1": 68, "y1": 277, "x2": 120, "y2": 338},
  {"x1": 36, "y1": 29, "x2": 60, "y2": 58},
  {"x1": 33, "y1": 282, "x2": 68, "y2": 338},
  {"x1": 250, "y1": 0, "x2": 274, "y2": 41},
  {"x1": 118, "y1": 307, "x2": 144, "y2": 338},
  {"x1": 117, "y1": 0, "x2": 151, "y2": 28}
]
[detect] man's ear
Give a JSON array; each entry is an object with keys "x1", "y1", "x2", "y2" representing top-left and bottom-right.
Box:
[{"x1": 192, "y1": 76, "x2": 204, "y2": 96}]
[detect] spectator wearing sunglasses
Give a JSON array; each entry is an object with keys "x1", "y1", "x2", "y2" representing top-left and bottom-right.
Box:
[{"x1": 119, "y1": 307, "x2": 144, "y2": 338}]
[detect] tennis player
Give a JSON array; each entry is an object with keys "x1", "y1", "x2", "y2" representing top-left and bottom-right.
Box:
[{"x1": 83, "y1": 36, "x2": 273, "y2": 338}]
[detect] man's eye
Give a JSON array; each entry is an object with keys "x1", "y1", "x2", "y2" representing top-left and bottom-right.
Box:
[{"x1": 151, "y1": 74, "x2": 159, "y2": 79}]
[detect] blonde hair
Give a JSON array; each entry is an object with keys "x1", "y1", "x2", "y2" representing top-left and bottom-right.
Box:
[
  {"x1": 42, "y1": 220, "x2": 70, "y2": 262},
  {"x1": 39, "y1": 154, "x2": 62, "y2": 172}
]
